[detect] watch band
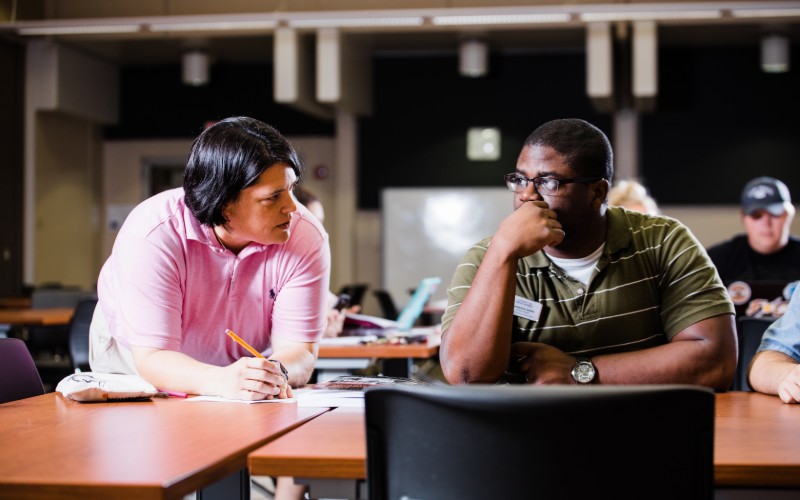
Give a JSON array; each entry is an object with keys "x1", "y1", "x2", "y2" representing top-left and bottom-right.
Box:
[{"x1": 268, "y1": 359, "x2": 289, "y2": 382}]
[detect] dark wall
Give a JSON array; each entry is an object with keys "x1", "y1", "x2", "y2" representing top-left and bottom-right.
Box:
[
  {"x1": 642, "y1": 46, "x2": 800, "y2": 205},
  {"x1": 104, "y1": 63, "x2": 334, "y2": 139},
  {"x1": 105, "y1": 44, "x2": 800, "y2": 210},
  {"x1": 0, "y1": 39, "x2": 24, "y2": 296},
  {"x1": 358, "y1": 52, "x2": 609, "y2": 208}
]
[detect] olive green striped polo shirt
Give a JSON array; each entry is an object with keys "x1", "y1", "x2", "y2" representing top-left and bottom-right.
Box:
[{"x1": 441, "y1": 206, "x2": 734, "y2": 357}]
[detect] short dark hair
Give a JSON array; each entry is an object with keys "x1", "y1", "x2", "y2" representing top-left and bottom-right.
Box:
[
  {"x1": 183, "y1": 117, "x2": 303, "y2": 227},
  {"x1": 524, "y1": 118, "x2": 613, "y2": 180}
]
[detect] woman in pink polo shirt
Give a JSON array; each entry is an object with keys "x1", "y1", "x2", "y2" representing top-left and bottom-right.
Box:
[{"x1": 89, "y1": 117, "x2": 330, "y2": 400}]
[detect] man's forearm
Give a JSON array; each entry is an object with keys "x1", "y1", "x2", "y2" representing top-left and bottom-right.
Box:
[
  {"x1": 591, "y1": 319, "x2": 737, "y2": 390},
  {"x1": 748, "y1": 350, "x2": 798, "y2": 396},
  {"x1": 441, "y1": 247, "x2": 519, "y2": 384}
]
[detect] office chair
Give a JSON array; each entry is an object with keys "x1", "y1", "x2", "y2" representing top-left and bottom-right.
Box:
[
  {"x1": 366, "y1": 384, "x2": 714, "y2": 500},
  {"x1": 28, "y1": 287, "x2": 85, "y2": 355},
  {"x1": 733, "y1": 316, "x2": 775, "y2": 391},
  {"x1": 68, "y1": 295, "x2": 98, "y2": 373},
  {"x1": 0, "y1": 338, "x2": 46, "y2": 403},
  {"x1": 337, "y1": 284, "x2": 369, "y2": 308},
  {"x1": 372, "y1": 290, "x2": 399, "y2": 319},
  {"x1": 28, "y1": 287, "x2": 87, "y2": 389}
]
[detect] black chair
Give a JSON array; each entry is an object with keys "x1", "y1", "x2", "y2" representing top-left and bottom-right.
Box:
[
  {"x1": 372, "y1": 290, "x2": 399, "y2": 319},
  {"x1": 366, "y1": 384, "x2": 714, "y2": 500},
  {"x1": 27, "y1": 287, "x2": 88, "y2": 389},
  {"x1": 0, "y1": 338, "x2": 45, "y2": 403},
  {"x1": 68, "y1": 295, "x2": 98, "y2": 373},
  {"x1": 27, "y1": 287, "x2": 85, "y2": 356},
  {"x1": 337, "y1": 284, "x2": 369, "y2": 308},
  {"x1": 733, "y1": 316, "x2": 775, "y2": 391}
]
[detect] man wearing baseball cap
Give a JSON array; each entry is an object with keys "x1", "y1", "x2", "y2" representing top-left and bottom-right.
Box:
[{"x1": 707, "y1": 176, "x2": 800, "y2": 283}]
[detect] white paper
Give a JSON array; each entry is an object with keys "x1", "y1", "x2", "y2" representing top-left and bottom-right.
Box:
[
  {"x1": 319, "y1": 335, "x2": 379, "y2": 346},
  {"x1": 187, "y1": 395, "x2": 296, "y2": 404},
  {"x1": 294, "y1": 388, "x2": 365, "y2": 408}
]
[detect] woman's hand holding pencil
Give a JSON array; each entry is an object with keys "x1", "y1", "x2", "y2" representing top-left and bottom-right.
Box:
[{"x1": 224, "y1": 329, "x2": 293, "y2": 400}]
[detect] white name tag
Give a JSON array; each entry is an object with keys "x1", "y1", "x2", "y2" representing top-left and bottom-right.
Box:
[{"x1": 513, "y1": 296, "x2": 542, "y2": 322}]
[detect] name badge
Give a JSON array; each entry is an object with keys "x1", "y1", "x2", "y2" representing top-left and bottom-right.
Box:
[{"x1": 514, "y1": 296, "x2": 542, "y2": 322}]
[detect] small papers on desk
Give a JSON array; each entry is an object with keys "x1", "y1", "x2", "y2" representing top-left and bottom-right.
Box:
[
  {"x1": 56, "y1": 372, "x2": 158, "y2": 402},
  {"x1": 319, "y1": 335, "x2": 379, "y2": 346},
  {"x1": 294, "y1": 388, "x2": 365, "y2": 408},
  {"x1": 187, "y1": 395, "x2": 296, "y2": 404},
  {"x1": 294, "y1": 375, "x2": 427, "y2": 408},
  {"x1": 314, "y1": 375, "x2": 425, "y2": 390}
]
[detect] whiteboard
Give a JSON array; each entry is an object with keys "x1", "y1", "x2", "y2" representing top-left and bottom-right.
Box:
[{"x1": 382, "y1": 187, "x2": 512, "y2": 305}]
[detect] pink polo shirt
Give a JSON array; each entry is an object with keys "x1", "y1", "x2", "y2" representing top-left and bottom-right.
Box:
[{"x1": 95, "y1": 188, "x2": 330, "y2": 367}]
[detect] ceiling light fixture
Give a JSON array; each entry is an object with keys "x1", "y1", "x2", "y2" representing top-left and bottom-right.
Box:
[
  {"x1": 459, "y1": 38, "x2": 488, "y2": 77},
  {"x1": 433, "y1": 13, "x2": 572, "y2": 26},
  {"x1": 731, "y1": 8, "x2": 800, "y2": 19},
  {"x1": 149, "y1": 20, "x2": 277, "y2": 32},
  {"x1": 580, "y1": 10, "x2": 723, "y2": 22},
  {"x1": 182, "y1": 50, "x2": 210, "y2": 86},
  {"x1": 761, "y1": 33, "x2": 790, "y2": 73},
  {"x1": 289, "y1": 17, "x2": 424, "y2": 28},
  {"x1": 17, "y1": 24, "x2": 141, "y2": 36}
]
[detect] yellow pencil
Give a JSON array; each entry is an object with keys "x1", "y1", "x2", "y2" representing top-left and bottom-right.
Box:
[{"x1": 226, "y1": 329, "x2": 265, "y2": 358}]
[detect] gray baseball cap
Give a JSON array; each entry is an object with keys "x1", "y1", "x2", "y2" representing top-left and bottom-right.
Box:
[{"x1": 741, "y1": 176, "x2": 792, "y2": 216}]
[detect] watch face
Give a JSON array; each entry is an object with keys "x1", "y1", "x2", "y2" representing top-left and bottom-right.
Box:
[{"x1": 573, "y1": 361, "x2": 595, "y2": 384}]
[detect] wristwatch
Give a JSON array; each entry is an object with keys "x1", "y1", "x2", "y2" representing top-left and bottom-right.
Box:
[
  {"x1": 571, "y1": 358, "x2": 597, "y2": 384},
  {"x1": 268, "y1": 359, "x2": 289, "y2": 383}
]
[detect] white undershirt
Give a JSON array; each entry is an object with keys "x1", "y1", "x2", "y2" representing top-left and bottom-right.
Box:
[{"x1": 547, "y1": 244, "x2": 605, "y2": 287}]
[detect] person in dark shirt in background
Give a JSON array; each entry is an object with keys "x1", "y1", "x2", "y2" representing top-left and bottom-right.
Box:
[{"x1": 707, "y1": 176, "x2": 800, "y2": 282}]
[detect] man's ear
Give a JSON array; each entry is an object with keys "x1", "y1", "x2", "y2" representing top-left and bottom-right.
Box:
[{"x1": 593, "y1": 179, "x2": 611, "y2": 210}]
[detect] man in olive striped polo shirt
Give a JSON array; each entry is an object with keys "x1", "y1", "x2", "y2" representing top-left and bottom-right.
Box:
[{"x1": 440, "y1": 118, "x2": 736, "y2": 389}]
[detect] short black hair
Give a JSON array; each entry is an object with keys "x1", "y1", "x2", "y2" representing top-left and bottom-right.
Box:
[
  {"x1": 183, "y1": 117, "x2": 303, "y2": 227},
  {"x1": 524, "y1": 118, "x2": 613, "y2": 180}
]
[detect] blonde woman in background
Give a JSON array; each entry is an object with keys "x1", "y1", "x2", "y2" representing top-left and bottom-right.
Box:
[{"x1": 608, "y1": 179, "x2": 660, "y2": 215}]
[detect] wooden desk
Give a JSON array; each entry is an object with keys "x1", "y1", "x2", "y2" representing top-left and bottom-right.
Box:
[
  {"x1": 249, "y1": 407, "x2": 366, "y2": 479},
  {"x1": 318, "y1": 335, "x2": 440, "y2": 359},
  {"x1": 316, "y1": 335, "x2": 440, "y2": 379},
  {"x1": 0, "y1": 296, "x2": 32, "y2": 308},
  {"x1": 715, "y1": 391, "x2": 800, "y2": 488},
  {"x1": 0, "y1": 307, "x2": 74, "y2": 326},
  {"x1": 0, "y1": 393, "x2": 327, "y2": 500},
  {"x1": 249, "y1": 391, "x2": 800, "y2": 498}
]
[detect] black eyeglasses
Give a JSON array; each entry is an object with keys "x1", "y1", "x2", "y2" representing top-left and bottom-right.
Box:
[{"x1": 504, "y1": 173, "x2": 604, "y2": 196}]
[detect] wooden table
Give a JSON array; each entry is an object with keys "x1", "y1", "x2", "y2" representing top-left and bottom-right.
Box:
[
  {"x1": 0, "y1": 307, "x2": 74, "y2": 326},
  {"x1": 0, "y1": 296, "x2": 32, "y2": 308},
  {"x1": 715, "y1": 391, "x2": 800, "y2": 488},
  {"x1": 249, "y1": 391, "x2": 800, "y2": 498},
  {"x1": 0, "y1": 393, "x2": 327, "y2": 500},
  {"x1": 316, "y1": 334, "x2": 440, "y2": 379},
  {"x1": 249, "y1": 407, "x2": 367, "y2": 500},
  {"x1": 318, "y1": 334, "x2": 440, "y2": 359}
]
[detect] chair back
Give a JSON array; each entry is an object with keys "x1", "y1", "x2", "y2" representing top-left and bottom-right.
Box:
[
  {"x1": 69, "y1": 295, "x2": 98, "y2": 373},
  {"x1": 337, "y1": 284, "x2": 369, "y2": 308},
  {"x1": 30, "y1": 287, "x2": 84, "y2": 309},
  {"x1": 0, "y1": 338, "x2": 45, "y2": 403},
  {"x1": 366, "y1": 384, "x2": 714, "y2": 500},
  {"x1": 372, "y1": 290, "x2": 399, "y2": 319},
  {"x1": 734, "y1": 317, "x2": 775, "y2": 391}
]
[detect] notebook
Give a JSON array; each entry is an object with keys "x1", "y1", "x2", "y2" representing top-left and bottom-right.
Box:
[{"x1": 344, "y1": 276, "x2": 442, "y2": 332}]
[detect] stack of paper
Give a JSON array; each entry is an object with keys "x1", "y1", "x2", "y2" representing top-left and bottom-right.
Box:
[{"x1": 294, "y1": 388, "x2": 365, "y2": 408}]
